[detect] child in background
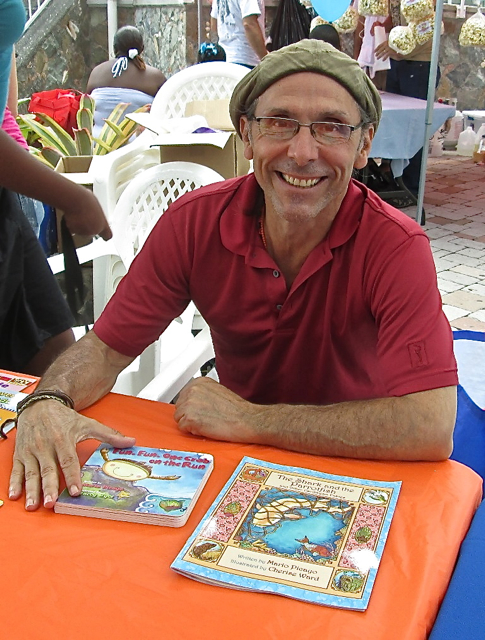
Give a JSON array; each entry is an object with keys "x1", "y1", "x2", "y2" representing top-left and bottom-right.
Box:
[{"x1": 198, "y1": 42, "x2": 227, "y2": 63}]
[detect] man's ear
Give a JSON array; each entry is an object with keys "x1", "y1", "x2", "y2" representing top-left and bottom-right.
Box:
[
  {"x1": 240, "y1": 116, "x2": 254, "y2": 161},
  {"x1": 354, "y1": 125, "x2": 374, "y2": 171}
]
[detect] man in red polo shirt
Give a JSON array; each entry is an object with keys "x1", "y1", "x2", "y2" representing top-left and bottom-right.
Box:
[{"x1": 10, "y1": 40, "x2": 457, "y2": 512}]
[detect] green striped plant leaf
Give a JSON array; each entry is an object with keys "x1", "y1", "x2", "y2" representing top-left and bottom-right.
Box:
[
  {"x1": 17, "y1": 114, "x2": 76, "y2": 155},
  {"x1": 74, "y1": 128, "x2": 93, "y2": 155}
]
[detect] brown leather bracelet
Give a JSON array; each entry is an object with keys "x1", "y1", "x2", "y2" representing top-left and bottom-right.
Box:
[
  {"x1": 16, "y1": 390, "x2": 75, "y2": 417},
  {"x1": 0, "y1": 390, "x2": 75, "y2": 440}
]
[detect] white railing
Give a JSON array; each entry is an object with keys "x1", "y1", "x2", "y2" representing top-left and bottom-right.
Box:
[{"x1": 24, "y1": 0, "x2": 50, "y2": 27}]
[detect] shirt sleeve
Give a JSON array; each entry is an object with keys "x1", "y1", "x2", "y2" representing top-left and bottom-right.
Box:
[
  {"x1": 93, "y1": 209, "x2": 192, "y2": 358},
  {"x1": 367, "y1": 232, "x2": 457, "y2": 396},
  {"x1": 239, "y1": 0, "x2": 262, "y2": 19}
]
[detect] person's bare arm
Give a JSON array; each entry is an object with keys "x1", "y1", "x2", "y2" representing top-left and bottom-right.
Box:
[
  {"x1": 0, "y1": 129, "x2": 111, "y2": 239},
  {"x1": 7, "y1": 49, "x2": 18, "y2": 117},
  {"x1": 242, "y1": 14, "x2": 268, "y2": 60},
  {"x1": 175, "y1": 378, "x2": 456, "y2": 461},
  {"x1": 9, "y1": 331, "x2": 136, "y2": 511}
]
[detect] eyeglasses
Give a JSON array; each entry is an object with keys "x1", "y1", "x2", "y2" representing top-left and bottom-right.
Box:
[{"x1": 252, "y1": 116, "x2": 364, "y2": 144}]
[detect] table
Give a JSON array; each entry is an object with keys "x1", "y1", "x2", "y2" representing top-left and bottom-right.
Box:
[
  {"x1": 1, "y1": 393, "x2": 481, "y2": 640},
  {"x1": 370, "y1": 92, "x2": 456, "y2": 174}
]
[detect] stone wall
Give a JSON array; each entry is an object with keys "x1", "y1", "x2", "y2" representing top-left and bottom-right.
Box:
[
  {"x1": 14, "y1": 1, "x2": 485, "y2": 112},
  {"x1": 439, "y1": 11, "x2": 485, "y2": 111}
]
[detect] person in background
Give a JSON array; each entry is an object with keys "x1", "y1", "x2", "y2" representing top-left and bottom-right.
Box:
[
  {"x1": 374, "y1": 0, "x2": 439, "y2": 195},
  {"x1": 198, "y1": 42, "x2": 227, "y2": 63},
  {"x1": 309, "y1": 23, "x2": 341, "y2": 51},
  {"x1": 10, "y1": 40, "x2": 456, "y2": 512},
  {"x1": 210, "y1": 0, "x2": 267, "y2": 69},
  {"x1": 0, "y1": 0, "x2": 112, "y2": 375},
  {"x1": 87, "y1": 25, "x2": 166, "y2": 138}
]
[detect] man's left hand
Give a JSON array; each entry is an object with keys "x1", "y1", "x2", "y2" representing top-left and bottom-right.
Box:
[{"x1": 174, "y1": 377, "x2": 260, "y2": 443}]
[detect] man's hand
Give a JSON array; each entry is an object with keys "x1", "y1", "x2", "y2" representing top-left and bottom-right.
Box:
[
  {"x1": 374, "y1": 40, "x2": 395, "y2": 61},
  {"x1": 9, "y1": 400, "x2": 135, "y2": 510},
  {"x1": 174, "y1": 377, "x2": 261, "y2": 443}
]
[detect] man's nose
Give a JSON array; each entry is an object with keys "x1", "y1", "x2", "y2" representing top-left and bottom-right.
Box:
[{"x1": 286, "y1": 125, "x2": 320, "y2": 165}]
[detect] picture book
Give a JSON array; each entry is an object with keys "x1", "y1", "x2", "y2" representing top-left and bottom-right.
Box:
[
  {"x1": 171, "y1": 457, "x2": 401, "y2": 610},
  {"x1": 54, "y1": 444, "x2": 214, "y2": 527},
  {"x1": 0, "y1": 370, "x2": 39, "y2": 436}
]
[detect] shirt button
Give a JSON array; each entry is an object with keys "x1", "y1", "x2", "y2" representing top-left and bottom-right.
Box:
[
  {"x1": 276, "y1": 304, "x2": 282, "y2": 311},
  {"x1": 272, "y1": 270, "x2": 280, "y2": 278}
]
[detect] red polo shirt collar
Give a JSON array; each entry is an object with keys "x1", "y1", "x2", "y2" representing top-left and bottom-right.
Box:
[{"x1": 219, "y1": 173, "x2": 365, "y2": 287}]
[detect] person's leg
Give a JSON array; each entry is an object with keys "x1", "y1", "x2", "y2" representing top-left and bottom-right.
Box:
[
  {"x1": 397, "y1": 61, "x2": 436, "y2": 194},
  {"x1": 385, "y1": 59, "x2": 401, "y2": 94}
]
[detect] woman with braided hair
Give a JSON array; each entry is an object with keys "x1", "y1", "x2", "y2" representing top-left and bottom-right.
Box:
[{"x1": 87, "y1": 25, "x2": 166, "y2": 137}]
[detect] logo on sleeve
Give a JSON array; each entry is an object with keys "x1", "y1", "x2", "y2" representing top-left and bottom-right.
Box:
[{"x1": 408, "y1": 341, "x2": 428, "y2": 368}]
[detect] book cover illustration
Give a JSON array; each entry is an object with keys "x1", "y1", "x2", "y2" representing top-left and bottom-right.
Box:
[
  {"x1": 171, "y1": 457, "x2": 401, "y2": 610},
  {"x1": 0, "y1": 370, "x2": 39, "y2": 435},
  {"x1": 55, "y1": 445, "x2": 214, "y2": 527}
]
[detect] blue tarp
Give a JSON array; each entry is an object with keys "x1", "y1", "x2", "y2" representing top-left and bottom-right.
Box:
[{"x1": 451, "y1": 331, "x2": 485, "y2": 482}]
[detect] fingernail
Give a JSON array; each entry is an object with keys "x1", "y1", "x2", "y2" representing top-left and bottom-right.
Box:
[
  {"x1": 44, "y1": 495, "x2": 53, "y2": 506},
  {"x1": 9, "y1": 487, "x2": 15, "y2": 498},
  {"x1": 26, "y1": 498, "x2": 34, "y2": 508},
  {"x1": 70, "y1": 485, "x2": 79, "y2": 494}
]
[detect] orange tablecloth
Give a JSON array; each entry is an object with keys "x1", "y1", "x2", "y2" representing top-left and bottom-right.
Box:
[{"x1": 1, "y1": 393, "x2": 482, "y2": 640}]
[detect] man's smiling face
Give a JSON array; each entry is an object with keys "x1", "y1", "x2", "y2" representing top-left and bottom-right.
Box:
[{"x1": 240, "y1": 72, "x2": 373, "y2": 225}]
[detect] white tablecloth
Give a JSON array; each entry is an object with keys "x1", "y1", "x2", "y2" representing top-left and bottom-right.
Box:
[{"x1": 370, "y1": 92, "x2": 456, "y2": 176}]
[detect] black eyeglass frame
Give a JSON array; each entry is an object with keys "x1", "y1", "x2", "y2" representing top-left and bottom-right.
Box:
[{"x1": 251, "y1": 116, "x2": 365, "y2": 143}]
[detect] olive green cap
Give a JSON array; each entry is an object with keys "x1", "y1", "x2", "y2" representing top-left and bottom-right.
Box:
[{"x1": 229, "y1": 39, "x2": 382, "y2": 135}]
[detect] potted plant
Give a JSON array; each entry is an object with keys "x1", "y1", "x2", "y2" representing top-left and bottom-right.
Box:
[{"x1": 18, "y1": 93, "x2": 150, "y2": 168}]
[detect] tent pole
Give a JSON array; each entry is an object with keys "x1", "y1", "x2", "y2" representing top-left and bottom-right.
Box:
[{"x1": 415, "y1": 0, "x2": 445, "y2": 225}]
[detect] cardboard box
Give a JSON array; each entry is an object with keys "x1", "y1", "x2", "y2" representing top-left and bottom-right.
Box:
[
  {"x1": 184, "y1": 99, "x2": 233, "y2": 131},
  {"x1": 127, "y1": 107, "x2": 250, "y2": 179},
  {"x1": 156, "y1": 131, "x2": 249, "y2": 180},
  {"x1": 55, "y1": 156, "x2": 94, "y2": 250}
]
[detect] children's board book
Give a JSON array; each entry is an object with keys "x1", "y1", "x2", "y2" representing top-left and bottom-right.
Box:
[
  {"x1": 54, "y1": 445, "x2": 214, "y2": 527},
  {"x1": 0, "y1": 370, "x2": 39, "y2": 437},
  {"x1": 171, "y1": 456, "x2": 401, "y2": 610}
]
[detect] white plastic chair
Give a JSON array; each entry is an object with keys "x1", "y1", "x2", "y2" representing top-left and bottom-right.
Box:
[
  {"x1": 106, "y1": 162, "x2": 223, "y2": 397},
  {"x1": 150, "y1": 62, "x2": 250, "y2": 121},
  {"x1": 90, "y1": 136, "x2": 160, "y2": 222},
  {"x1": 111, "y1": 162, "x2": 224, "y2": 268}
]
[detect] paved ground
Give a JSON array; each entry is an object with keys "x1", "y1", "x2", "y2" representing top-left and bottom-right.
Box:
[{"x1": 401, "y1": 152, "x2": 485, "y2": 332}]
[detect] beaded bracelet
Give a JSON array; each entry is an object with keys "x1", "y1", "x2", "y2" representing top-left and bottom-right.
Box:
[{"x1": 0, "y1": 390, "x2": 75, "y2": 440}]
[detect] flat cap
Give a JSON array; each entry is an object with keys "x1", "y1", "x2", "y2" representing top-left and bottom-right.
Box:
[{"x1": 229, "y1": 39, "x2": 382, "y2": 135}]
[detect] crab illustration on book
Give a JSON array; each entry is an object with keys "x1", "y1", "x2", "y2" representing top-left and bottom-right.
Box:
[
  {"x1": 240, "y1": 466, "x2": 269, "y2": 483},
  {"x1": 100, "y1": 448, "x2": 181, "y2": 483}
]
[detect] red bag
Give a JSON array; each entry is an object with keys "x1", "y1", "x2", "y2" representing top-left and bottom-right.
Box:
[{"x1": 28, "y1": 89, "x2": 82, "y2": 136}]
